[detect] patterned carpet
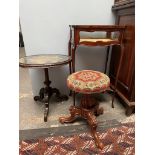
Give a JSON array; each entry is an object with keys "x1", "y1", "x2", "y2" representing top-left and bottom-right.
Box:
[{"x1": 19, "y1": 122, "x2": 134, "y2": 155}]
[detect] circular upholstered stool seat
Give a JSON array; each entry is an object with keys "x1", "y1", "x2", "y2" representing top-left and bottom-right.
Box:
[{"x1": 67, "y1": 70, "x2": 110, "y2": 94}]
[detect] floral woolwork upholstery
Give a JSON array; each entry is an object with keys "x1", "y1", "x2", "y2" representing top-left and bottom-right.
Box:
[{"x1": 67, "y1": 70, "x2": 110, "y2": 94}]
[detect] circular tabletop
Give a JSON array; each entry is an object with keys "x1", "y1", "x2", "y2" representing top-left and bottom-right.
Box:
[{"x1": 19, "y1": 54, "x2": 72, "y2": 68}]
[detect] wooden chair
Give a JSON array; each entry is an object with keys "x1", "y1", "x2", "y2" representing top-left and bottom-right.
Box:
[{"x1": 68, "y1": 25, "x2": 126, "y2": 108}]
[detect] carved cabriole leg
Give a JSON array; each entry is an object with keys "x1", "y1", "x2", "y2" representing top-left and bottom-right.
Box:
[
  {"x1": 59, "y1": 106, "x2": 78, "y2": 124},
  {"x1": 86, "y1": 112, "x2": 103, "y2": 149},
  {"x1": 80, "y1": 94, "x2": 104, "y2": 149},
  {"x1": 79, "y1": 108, "x2": 103, "y2": 149}
]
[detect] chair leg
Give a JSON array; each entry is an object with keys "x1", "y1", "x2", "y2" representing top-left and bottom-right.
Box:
[
  {"x1": 59, "y1": 106, "x2": 77, "y2": 124},
  {"x1": 72, "y1": 46, "x2": 76, "y2": 73},
  {"x1": 105, "y1": 46, "x2": 110, "y2": 74}
]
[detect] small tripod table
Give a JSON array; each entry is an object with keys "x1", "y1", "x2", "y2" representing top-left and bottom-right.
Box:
[{"x1": 19, "y1": 54, "x2": 72, "y2": 122}]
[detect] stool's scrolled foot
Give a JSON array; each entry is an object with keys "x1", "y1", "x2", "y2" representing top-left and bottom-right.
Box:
[
  {"x1": 98, "y1": 142, "x2": 104, "y2": 150},
  {"x1": 91, "y1": 127, "x2": 103, "y2": 149},
  {"x1": 59, "y1": 106, "x2": 77, "y2": 124},
  {"x1": 59, "y1": 115, "x2": 76, "y2": 124}
]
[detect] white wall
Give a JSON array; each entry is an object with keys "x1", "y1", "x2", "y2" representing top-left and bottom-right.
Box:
[{"x1": 19, "y1": 0, "x2": 115, "y2": 95}]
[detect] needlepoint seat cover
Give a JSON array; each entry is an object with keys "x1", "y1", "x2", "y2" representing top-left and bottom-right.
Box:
[{"x1": 67, "y1": 70, "x2": 110, "y2": 94}]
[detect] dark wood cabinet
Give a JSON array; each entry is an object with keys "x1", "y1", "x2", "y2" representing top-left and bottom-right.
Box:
[{"x1": 110, "y1": 0, "x2": 135, "y2": 115}]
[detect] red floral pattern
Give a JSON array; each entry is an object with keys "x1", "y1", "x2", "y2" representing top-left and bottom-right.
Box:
[{"x1": 67, "y1": 70, "x2": 110, "y2": 94}]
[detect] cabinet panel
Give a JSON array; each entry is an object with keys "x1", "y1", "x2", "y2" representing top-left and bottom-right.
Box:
[
  {"x1": 110, "y1": 3, "x2": 135, "y2": 102},
  {"x1": 114, "y1": 0, "x2": 134, "y2": 5}
]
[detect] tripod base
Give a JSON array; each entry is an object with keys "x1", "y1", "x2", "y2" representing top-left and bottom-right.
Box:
[{"x1": 59, "y1": 94, "x2": 104, "y2": 149}]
